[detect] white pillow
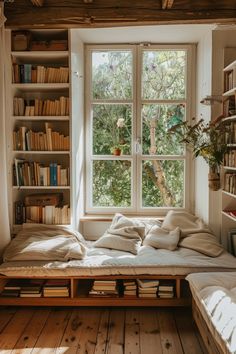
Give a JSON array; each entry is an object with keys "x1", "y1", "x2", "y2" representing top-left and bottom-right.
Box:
[
  {"x1": 144, "y1": 226, "x2": 180, "y2": 251},
  {"x1": 162, "y1": 210, "x2": 210, "y2": 237}
]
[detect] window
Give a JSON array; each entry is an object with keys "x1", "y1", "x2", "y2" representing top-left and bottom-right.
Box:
[{"x1": 85, "y1": 44, "x2": 195, "y2": 214}]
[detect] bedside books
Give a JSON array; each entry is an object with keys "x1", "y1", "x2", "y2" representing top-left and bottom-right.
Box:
[
  {"x1": 137, "y1": 279, "x2": 159, "y2": 298},
  {"x1": 43, "y1": 279, "x2": 70, "y2": 297},
  {"x1": 123, "y1": 280, "x2": 137, "y2": 297},
  {"x1": 89, "y1": 280, "x2": 119, "y2": 297},
  {"x1": 158, "y1": 282, "x2": 175, "y2": 298}
]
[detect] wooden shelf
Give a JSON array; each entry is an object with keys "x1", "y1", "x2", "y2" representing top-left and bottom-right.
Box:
[
  {"x1": 222, "y1": 190, "x2": 236, "y2": 198},
  {"x1": 13, "y1": 116, "x2": 69, "y2": 121},
  {"x1": 223, "y1": 166, "x2": 236, "y2": 171},
  {"x1": 13, "y1": 150, "x2": 70, "y2": 154},
  {"x1": 222, "y1": 210, "x2": 236, "y2": 221},
  {"x1": 0, "y1": 275, "x2": 191, "y2": 307},
  {"x1": 12, "y1": 83, "x2": 69, "y2": 91},
  {"x1": 12, "y1": 186, "x2": 70, "y2": 190},
  {"x1": 222, "y1": 115, "x2": 236, "y2": 122},
  {"x1": 223, "y1": 88, "x2": 236, "y2": 96},
  {"x1": 11, "y1": 51, "x2": 69, "y2": 61},
  {"x1": 224, "y1": 60, "x2": 236, "y2": 72}
]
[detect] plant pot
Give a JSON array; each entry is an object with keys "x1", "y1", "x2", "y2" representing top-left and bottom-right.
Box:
[
  {"x1": 208, "y1": 171, "x2": 220, "y2": 191},
  {"x1": 113, "y1": 148, "x2": 121, "y2": 156}
]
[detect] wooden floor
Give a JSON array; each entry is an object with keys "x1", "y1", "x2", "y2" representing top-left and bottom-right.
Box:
[{"x1": 0, "y1": 307, "x2": 207, "y2": 354}]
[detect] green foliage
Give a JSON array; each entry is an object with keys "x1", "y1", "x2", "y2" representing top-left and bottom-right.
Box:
[{"x1": 168, "y1": 117, "x2": 228, "y2": 171}]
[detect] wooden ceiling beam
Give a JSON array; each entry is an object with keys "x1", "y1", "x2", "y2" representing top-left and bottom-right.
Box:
[
  {"x1": 30, "y1": 0, "x2": 44, "y2": 6},
  {"x1": 162, "y1": 0, "x2": 175, "y2": 10},
  {"x1": 4, "y1": 0, "x2": 236, "y2": 28}
]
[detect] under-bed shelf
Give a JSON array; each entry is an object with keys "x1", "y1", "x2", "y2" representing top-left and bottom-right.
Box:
[{"x1": 0, "y1": 275, "x2": 191, "y2": 307}]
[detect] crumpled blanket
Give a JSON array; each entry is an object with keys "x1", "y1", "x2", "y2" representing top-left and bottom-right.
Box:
[{"x1": 3, "y1": 224, "x2": 87, "y2": 261}]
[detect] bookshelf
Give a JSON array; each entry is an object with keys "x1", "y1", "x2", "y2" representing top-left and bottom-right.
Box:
[
  {"x1": 6, "y1": 29, "x2": 71, "y2": 231},
  {"x1": 221, "y1": 55, "x2": 236, "y2": 251},
  {"x1": 0, "y1": 275, "x2": 191, "y2": 307}
]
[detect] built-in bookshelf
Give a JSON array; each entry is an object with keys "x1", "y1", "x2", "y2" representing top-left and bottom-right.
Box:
[
  {"x1": 7, "y1": 29, "x2": 71, "y2": 231},
  {"x1": 0, "y1": 275, "x2": 191, "y2": 307},
  {"x1": 221, "y1": 55, "x2": 236, "y2": 251}
]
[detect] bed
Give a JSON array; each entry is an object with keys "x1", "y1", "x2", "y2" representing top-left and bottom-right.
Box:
[
  {"x1": 186, "y1": 272, "x2": 236, "y2": 354},
  {"x1": 0, "y1": 211, "x2": 236, "y2": 307}
]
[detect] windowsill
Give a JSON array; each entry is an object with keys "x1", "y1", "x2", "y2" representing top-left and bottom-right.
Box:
[{"x1": 79, "y1": 215, "x2": 165, "y2": 222}]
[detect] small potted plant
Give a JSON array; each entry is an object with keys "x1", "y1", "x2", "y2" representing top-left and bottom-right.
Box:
[{"x1": 110, "y1": 145, "x2": 122, "y2": 156}]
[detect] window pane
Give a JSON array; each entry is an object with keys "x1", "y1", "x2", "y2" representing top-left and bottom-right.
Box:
[
  {"x1": 92, "y1": 51, "x2": 132, "y2": 100},
  {"x1": 93, "y1": 104, "x2": 132, "y2": 155},
  {"x1": 142, "y1": 104, "x2": 185, "y2": 155},
  {"x1": 93, "y1": 160, "x2": 132, "y2": 207},
  {"x1": 142, "y1": 160, "x2": 184, "y2": 207},
  {"x1": 142, "y1": 50, "x2": 186, "y2": 100}
]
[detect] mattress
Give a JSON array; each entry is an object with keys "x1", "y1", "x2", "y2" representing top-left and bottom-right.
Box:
[
  {"x1": 186, "y1": 272, "x2": 236, "y2": 354},
  {"x1": 0, "y1": 241, "x2": 236, "y2": 277}
]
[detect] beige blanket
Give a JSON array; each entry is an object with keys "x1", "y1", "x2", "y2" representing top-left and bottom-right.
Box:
[{"x1": 3, "y1": 224, "x2": 87, "y2": 262}]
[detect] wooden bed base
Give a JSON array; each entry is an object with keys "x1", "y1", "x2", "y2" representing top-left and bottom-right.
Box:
[
  {"x1": 0, "y1": 274, "x2": 191, "y2": 307},
  {"x1": 192, "y1": 299, "x2": 222, "y2": 354}
]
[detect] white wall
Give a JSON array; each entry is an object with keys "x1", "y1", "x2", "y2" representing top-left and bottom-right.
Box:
[{"x1": 195, "y1": 29, "x2": 212, "y2": 225}]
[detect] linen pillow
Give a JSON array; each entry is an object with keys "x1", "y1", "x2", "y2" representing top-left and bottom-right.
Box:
[
  {"x1": 144, "y1": 226, "x2": 180, "y2": 251},
  {"x1": 93, "y1": 226, "x2": 144, "y2": 254},
  {"x1": 161, "y1": 210, "x2": 210, "y2": 237},
  {"x1": 178, "y1": 232, "x2": 224, "y2": 257}
]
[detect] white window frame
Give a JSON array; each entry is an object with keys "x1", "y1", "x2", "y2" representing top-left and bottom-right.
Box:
[{"x1": 85, "y1": 43, "x2": 195, "y2": 215}]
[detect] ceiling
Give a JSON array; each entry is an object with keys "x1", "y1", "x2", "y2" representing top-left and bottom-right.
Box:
[{"x1": 3, "y1": 0, "x2": 236, "y2": 29}]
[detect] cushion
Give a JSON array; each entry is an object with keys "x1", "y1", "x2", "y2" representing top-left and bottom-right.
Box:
[
  {"x1": 179, "y1": 232, "x2": 224, "y2": 257},
  {"x1": 93, "y1": 214, "x2": 146, "y2": 254},
  {"x1": 144, "y1": 226, "x2": 180, "y2": 251},
  {"x1": 162, "y1": 210, "x2": 210, "y2": 237}
]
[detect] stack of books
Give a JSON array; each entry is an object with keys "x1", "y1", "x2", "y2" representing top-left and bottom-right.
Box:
[
  {"x1": 0, "y1": 279, "x2": 22, "y2": 297},
  {"x1": 20, "y1": 279, "x2": 44, "y2": 298},
  {"x1": 137, "y1": 279, "x2": 159, "y2": 298},
  {"x1": 123, "y1": 280, "x2": 137, "y2": 298},
  {"x1": 0, "y1": 279, "x2": 44, "y2": 298},
  {"x1": 43, "y1": 279, "x2": 70, "y2": 297},
  {"x1": 158, "y1": 282, "x2": 175, "y2": 298},
  {"x1": 89, "y1": 280, "x2": 118, "y2": 297}
]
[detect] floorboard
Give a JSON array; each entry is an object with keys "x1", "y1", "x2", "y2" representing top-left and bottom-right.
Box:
[{"x1": 0, "y1": 307, "x2": 207, "y2": 354}]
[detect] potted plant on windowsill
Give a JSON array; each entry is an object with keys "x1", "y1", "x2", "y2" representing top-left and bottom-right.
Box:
[{"x1": 168, "y1": 116, "x2": 228, "y2": 191}]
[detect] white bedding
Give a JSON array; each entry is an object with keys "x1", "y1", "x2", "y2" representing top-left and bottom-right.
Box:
[
  {"x1": 0, "y1": 241, "x2": 236, "y2": 277},
  {"x1": 186, "y1": 272, "x2": 236, "y2": 354}
]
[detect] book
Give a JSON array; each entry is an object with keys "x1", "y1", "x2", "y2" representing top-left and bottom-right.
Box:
[
  {"x1": 1, "y1": 289, "x2": 20, "y2": 297},
  {"x1": 137, "y1": 279, "x2": 159, "y2": 288},
  {"x1": 138, "y1": 293, "x2": 157, "y2": 298}
]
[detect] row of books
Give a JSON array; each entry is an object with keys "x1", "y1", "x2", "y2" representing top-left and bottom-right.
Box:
[
  {"x1": 224, "y1": 210, "x2": 236, "y2": 220},
  {"x1": 13, "y1": 96, "x2": 70, "y2": 116},
  {"x1": 1, "y1": 279, "x2": 70, "y2": 298},
  {"x1": 13, "y1": 159, "x2": 69, "y2": 187},
  {"x1": 223, "y1": 97, "x2": 236, "y2": 119},
  {"x1": 88, "y1": 279, "x2": 175, "y2": 299},
  {"x1": 13, "y1": 126, "x2": 69, "y2": 151},
  {"x1": 224, "y1": 173, "x2": 236, "y2": 195},
  {"x1": 15, "y1": 202, "x2": 70, "y2": 225},
  {"x1": 224, "y1": 70, "x2": 234, "y2": 92},
  {"x1": 12, "y1": 64, "x2": 69, "y2": 84},
  {"x1": 224, "y1": 150, "x2": 236, "y2": 167}
]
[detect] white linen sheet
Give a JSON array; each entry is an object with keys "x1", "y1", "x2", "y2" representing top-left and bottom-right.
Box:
[
  {"x1": 0, "y1": 241, "x2": 236, "y2": 277},
  {"x1": 186, "y1": 272, "x2": 236, "y2": 354}
]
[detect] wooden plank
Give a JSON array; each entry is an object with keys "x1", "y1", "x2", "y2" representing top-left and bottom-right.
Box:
[
  {"x1": 11, "y1": 308, "x2": 51, "y2": 354},
  {"x1": 0, "y1": 308, "x2": 34, "y2": 351},
  {"x1": 192, "y1": 300, "x2": 221, "y2": 354},
  {"x1": 31, "y1": 308, "x2": 71, "y2": 354},
  {"x1": 0, "y1": 307, "x2": 17, "y2": 334},
  {"x1": 124, "y1": 309, "x2": 140, "y2": 354},
  {"x1": 106, "y1": 308, "x2": 125, "y2": 354},
  {"x1": 139, "y1": 308, "x2": 162, "y2": 354},
  {"x1": 158, "y1": 308, "x2": 184, "y2": 354},
  {"x1": 57, "y1": 308, "x2": 102, "y2": 354},
  {"x1": 94, "y1": 309, "x2": 110, "y2": 354},
  {"x1": 4, "y1": 0, "x2": 236, "y2": 28},
  {"x1": 174, "y1": 308, "x2": 206, "y2": 354}
]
